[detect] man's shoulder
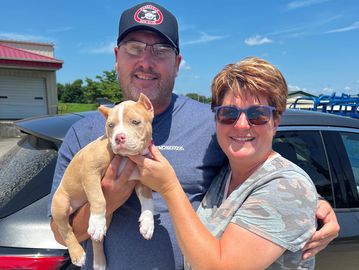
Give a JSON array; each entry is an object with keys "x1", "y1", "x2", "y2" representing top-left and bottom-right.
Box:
[
  {"x1": 175, "y1": 94, "x2": 210, "y2": 108},
  {"x1": 173, "y1": 94, "x2": 212, "y2": 117},
  {"x1": 64, "y1": 111, "x2": 105, "y2": 146},
  {"x1": 73, "y1": 111, "x2": 105, "y2": 128}
]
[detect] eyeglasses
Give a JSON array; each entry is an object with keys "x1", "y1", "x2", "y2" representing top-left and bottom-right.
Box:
[
  {"x1": 213, "y1": 105, "x2": 276, "y2": 126},
  {"x1": 119, "y1": 40, "x2": 177, "y2": 59}
]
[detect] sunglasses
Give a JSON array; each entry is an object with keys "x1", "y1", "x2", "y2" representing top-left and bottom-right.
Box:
[{"x1": 213, "y1": 105, "x2": 276, "y2": 126}]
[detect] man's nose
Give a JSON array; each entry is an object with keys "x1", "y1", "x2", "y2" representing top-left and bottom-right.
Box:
[{"x1": 138, "y1": 47, "x2": 156, "y2": 67}]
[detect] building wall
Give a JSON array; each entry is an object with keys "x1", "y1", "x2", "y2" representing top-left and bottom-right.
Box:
[
  {"x1": 287, "y1": 92, "x2": 317, "y2": 109},
  {"x1": 0, "y1": 68, "x2": 58, "y2": 115}
]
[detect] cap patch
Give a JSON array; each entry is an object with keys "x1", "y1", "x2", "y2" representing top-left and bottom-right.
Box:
[{"x1": 134, "y1": 4, "x2": 163, "y2": 25}]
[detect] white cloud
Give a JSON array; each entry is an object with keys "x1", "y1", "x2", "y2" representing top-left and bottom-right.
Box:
[
  {"x1": 288, "y1": 84, "x2": 309, "y2": 92},
  {"x1": 267, "y1": 14, "x2": 341, "y2": 39},
  {"x1": 325, "y1": 21, "x2": 359, "y2": 33},
  {"x1": 321, "y1": 87, "x2": 334, "y2": 94},
  {"x1": 244, "y1": 35, "x2": 273, "y2": 46},
  {"x1": 182, "y1": 32, "x2": 226, "y2": 45},
  {"x1": 0, "y1": 32, "x2": 47, "y2": 42},
  {"x1": 287, "y1": 0, "x2": 329, "y2": 10},
  {"x1": 288, "y1": 85, "x2": 302, "y2": 91},
  {"x1": 87, "y1": 42, "x2": 116, "y2": 54},
  {"x1": 179, "y1": 59, "x2": 191, "y2": 70}
]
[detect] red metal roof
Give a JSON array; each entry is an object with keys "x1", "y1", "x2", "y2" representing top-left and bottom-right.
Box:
[{"x1": 0, "y1": 43, "x2": 63, "y2": 70}]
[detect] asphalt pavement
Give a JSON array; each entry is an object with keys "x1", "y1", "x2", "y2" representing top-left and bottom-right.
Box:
[{"x1": 0, "y1": 137, "x2": 21, "y2": 158}]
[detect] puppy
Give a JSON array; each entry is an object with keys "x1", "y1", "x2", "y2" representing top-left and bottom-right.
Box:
[{"x1": 51, "y1": 93, "x2": 154, "y2": 270}]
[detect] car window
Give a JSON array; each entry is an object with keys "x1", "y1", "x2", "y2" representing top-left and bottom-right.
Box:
[
  {"x1": 274, "y1": 131, "x2": 333, "y2": 204},
  {"x1": 340, "y1": 132, "x2": 359, "y2": 196},
  {"x1": 322, "y1": 130, "x2": 359, "y2": 208},
  {"x1": 0, "y1": 135, "x2": 57, "y2": 218}
]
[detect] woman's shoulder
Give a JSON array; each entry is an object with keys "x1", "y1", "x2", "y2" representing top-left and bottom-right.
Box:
[{"x1": 264, "y1": 154, "x2": 314, "y2": 185}]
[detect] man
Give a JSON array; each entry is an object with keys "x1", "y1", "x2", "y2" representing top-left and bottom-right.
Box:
[{"x1": 50, "y1": 2, "x2": 339, "y2": 269}]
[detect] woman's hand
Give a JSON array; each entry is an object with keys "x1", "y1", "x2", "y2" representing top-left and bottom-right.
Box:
[
  {"x1": 128, "y1": 144, "x2": 179, "y2": 196},
  {"x1": 302, "y1": 199, "x2": 340, "y2": 259}
]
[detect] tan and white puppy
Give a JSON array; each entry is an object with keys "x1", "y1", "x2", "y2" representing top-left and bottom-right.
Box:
[{"x1": 51, "y1": 93, "x2": 154, "y2": 270}]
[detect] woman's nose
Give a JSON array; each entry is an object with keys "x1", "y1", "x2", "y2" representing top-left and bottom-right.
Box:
[{"x1": 233, "y1": 112, "x2": 251, "y2": 129}]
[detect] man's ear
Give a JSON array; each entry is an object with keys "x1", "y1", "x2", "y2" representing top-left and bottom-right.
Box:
[
  {"x1": 114, "y1": 47, "x2": 119, "y2": 74},
  {"x1": 99, "y1": 105, "x2": 111, "y2": 119},
  {"x1": 175, "y1": 54, "x2": 182, "y2": 77}
]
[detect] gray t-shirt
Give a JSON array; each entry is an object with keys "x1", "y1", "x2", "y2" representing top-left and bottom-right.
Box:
[
  {"x1": 189, "y1": 153, "x2": 317, "y2": 270},
  {"x1": 48, "y1": 94, "x2": 227, "y2": 269}
]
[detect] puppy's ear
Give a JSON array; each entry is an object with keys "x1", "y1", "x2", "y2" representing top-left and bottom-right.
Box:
[
  {"x1": 138, "y1": 93, "x2": 154, "y2": 116},
  {"x1": 98, "y1": 105, "x2": 111, "y2": 119}
]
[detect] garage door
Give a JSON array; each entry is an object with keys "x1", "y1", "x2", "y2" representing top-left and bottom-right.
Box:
[{"x1": 0, "y1": 76, "x2": 47, "y2": 119}]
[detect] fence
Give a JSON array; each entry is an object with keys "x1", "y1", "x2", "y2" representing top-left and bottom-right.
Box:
[{"x1": 290, "y1": 93, "x2": 359, "y2": 119}]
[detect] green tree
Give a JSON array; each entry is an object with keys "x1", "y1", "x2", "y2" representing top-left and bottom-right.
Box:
[
  {"x1": 57, "y1": 83, "x2": 65, "y2": 101},
  {"x1": 84, "y1": 70, "x2": 122, "y2": 103},
  {"x1": 59, "y1": 79, "x2": 85, "y2": 103},
  {"x1": 185, "y1": 93, "x2": 210, "y2": 104}
]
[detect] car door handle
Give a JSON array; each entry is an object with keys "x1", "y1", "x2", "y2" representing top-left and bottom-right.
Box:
[
  {"x1": 34, "y1": 97, "x2": 44, "y2": 100},
  {"x1": 0, "y1": 96, "x2": 8, "y2": 99}
]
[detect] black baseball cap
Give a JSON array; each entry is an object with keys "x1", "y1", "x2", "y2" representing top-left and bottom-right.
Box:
[{"x1": 117, "y1": 2, "x2": 179, "y2": 53}]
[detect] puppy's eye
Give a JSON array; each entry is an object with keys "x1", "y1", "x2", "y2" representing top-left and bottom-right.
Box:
[
  {"x1": 108, "y1": 122, "x2": 114, "y2": 128},
  {"x1": 131, "y1": 119, "x2": 141, "y2": 125}
]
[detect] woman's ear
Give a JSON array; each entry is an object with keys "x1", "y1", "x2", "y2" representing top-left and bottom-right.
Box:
[{"x1": 273, "y1": 115, "x2": 281, "y2": 133}]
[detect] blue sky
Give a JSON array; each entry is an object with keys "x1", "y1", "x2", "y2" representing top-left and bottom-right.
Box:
[{"x1": 1, "y1": 0, "x2": 358, "y2": 97}]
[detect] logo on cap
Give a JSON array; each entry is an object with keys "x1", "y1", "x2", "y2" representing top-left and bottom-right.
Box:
[{"x1": 134, "y1": 4, "x2": 163, "y2": 25}]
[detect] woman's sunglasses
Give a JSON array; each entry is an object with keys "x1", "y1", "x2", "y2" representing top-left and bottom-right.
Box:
[{"x1": 213, "y1": 105, "x2": 276, "y2": 126}]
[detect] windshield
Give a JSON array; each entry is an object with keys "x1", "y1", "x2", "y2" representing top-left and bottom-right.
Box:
[{"x1": 0, "y1": 135, "x2": 57, "y2": 217}]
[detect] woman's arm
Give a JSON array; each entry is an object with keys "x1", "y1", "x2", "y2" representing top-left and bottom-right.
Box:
[{"x1": 129, "y1": 145, "x2": 286, "y2": 270}]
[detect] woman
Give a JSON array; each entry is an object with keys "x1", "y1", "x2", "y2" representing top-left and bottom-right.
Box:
[{"x1": 129, "y1": 57, "x2": 318, "y2": 269}]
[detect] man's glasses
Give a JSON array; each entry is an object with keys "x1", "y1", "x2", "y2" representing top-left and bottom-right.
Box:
[
  {"x1": 213, "y1": 105, "x2": 276, "y2": 126},
  {"x1": 119, "y1": 41, "x2": 177, "y2": 59}
]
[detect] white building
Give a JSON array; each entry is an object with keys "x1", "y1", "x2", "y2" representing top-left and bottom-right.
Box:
[{"x1": 0, "y1": 40, "x2": 63, "y2": 119}]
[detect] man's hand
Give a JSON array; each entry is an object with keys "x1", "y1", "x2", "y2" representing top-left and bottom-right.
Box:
[
  {"x1": 102, "y1": 155, "x2": 138, "y2": 215},
  {"x1": 302, "y1": 199, "x2": 340, "y2": 259}
]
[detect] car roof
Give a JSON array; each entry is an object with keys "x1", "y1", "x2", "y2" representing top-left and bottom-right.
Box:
[
  {"x1": 14, "y1": 109, "x2": 359, "y2": 145},
  {"x1": 280, "y1": 109, "x2": 359, "y2": 129},
  {"x1": 15, "y1": 111, "x2": 98, "y2": 146}
]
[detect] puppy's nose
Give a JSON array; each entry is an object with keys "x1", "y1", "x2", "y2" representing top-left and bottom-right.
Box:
[{"x1": 115, "y1": 133, "x2": 126, "y2": 144}]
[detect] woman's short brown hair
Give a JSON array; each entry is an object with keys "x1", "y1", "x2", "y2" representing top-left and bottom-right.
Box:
[{"x1": 211, "y1": 57, "x2": 288, "y2": 115}]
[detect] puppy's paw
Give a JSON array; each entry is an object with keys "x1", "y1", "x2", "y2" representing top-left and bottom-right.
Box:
[
  {"x1": 88, "y1": 213, "x2": 107, "y2": 241},
  {"x1": 139, "y1": 210, "x2": 154, "y2": 240},
  {"x1": 93, "y1": 263, "x2": 107, "y2": 270},
  {"x1": 69, "y1": 244, "x2": 86, "y2": 267},
  {"x1": 72, "y1": 251, "x2": 86, "y2": 267}
]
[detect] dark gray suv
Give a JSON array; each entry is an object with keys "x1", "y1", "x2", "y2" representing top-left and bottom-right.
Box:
[{"x1": 0, "y1": 109, "x2": 358, "y2": 269}]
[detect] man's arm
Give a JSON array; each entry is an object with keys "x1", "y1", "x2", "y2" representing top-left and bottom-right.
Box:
[
  {"x1": 302, "y1": 199, "x2": 340, "y2": 259},
  {"x1": 50, "y1": 156, "x2": 137, "y2": 245}
]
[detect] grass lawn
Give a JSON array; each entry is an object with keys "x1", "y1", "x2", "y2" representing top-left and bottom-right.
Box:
[{"x1": 58, "y1": 103, "x2": 98, "y2": 114}]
